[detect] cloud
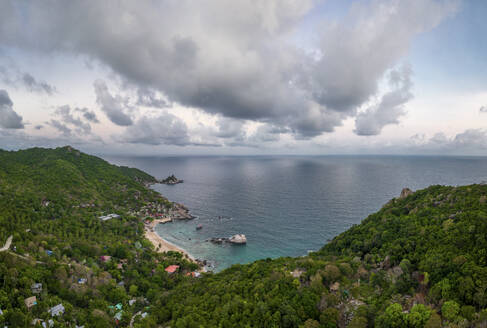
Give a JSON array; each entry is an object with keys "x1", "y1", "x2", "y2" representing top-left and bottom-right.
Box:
[
  {"x1": 93, "y1": 80, "x2": 133, "y2": 126},
  {"x1": 210, "y1": 118, "x2": 288, "y2": 147},
  {"x1": 480, "y1": 105, "x2": 487, "y2": 113},
  {"x1": 0, "y1": 62, "x2": 55, "y2": 95},
  {"x1": 120, "y1": 112, "x2": 191, "y2": 146},
  {"x1": 0, "y1": 127, "x2": 105, "y2": 152},
  {"x1": 214, "y1": 118, "x2": 246, "y2": 139},
  {"x1": 54, "y1": 105, "x2": 94, "y2": 134},
  {"x1": 0, "y1": 89, "x2": 24, "y2": 129},
  {"x1": 136, "y1": 88, "x2": 170, "y2": 108},
  {"x1": 48, "y1": 119, "x2": 72, "y2": 136},
  {"x1": 354, "y1": 64, "x2": 413, "y2": 136},
  {"x1": 76, "y1": 107, "x2": 99, "y2": 123},
  {"x1": 407, "y1": 129, "x2": 487, "y2": 154},
  {"x1": 48, "y1": 105, "x2": 99, "y2": 136},
  {"x1": 21, "y1": 73, "x2": 55, "y2": 95},
  {"x1": 0, "y1": 0, "x2": 458, "y2": 138}
]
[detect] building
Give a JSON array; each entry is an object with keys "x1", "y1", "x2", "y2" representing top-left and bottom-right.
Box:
[
  {"x1": 25, "y1": 296, "x2": 37, "y2": 309},
  {"x1": 31, "y1": 283, "x2": 42, "y2": 294},
  {"x1": 98, "y1": 213, "x2": 121, "y2": 221},
  {"x1": 165, "y1": 265, "x2": 180, "y2": 274},
  {"x1": 48, "y1": 304, "x2": 65, "y2": 317},
  {"x1": 291, "y1": 269, "x2": 305, "y2": 278},
  {"x1": 100, "y1": 255, "x2": 111, "y2": 262},
  {"x1": 114, "y1": 311, "x2": 123, "y2": 321}
]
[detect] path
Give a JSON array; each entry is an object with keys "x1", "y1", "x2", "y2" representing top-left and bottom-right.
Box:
[
  {"x1": 0, "y1": 235, "x2": 12, "y2": 252},
  {"x1": 129, "y1": 311, "x2": 142, "y2": 327}
]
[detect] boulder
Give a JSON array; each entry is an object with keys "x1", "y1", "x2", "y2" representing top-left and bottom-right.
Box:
[
  {"x1": 399, "y1": 188, "x2": 413, "y2": 199},
  {"x1": 229, "y1": 234, "x2": 247, "y2": 244}
]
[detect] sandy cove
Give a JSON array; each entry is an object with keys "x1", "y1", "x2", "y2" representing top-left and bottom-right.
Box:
[{"x1": 144, "y1": 219, "x2": 196, "y2": 262}]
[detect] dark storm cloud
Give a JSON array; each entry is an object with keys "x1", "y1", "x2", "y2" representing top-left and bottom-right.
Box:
[
  {"x1": 0, "y1": 89, "x2": 24, "y2": 129},
  {"x1": 354, "y1": 65, "x2": 413, "y2": 136},
  {"x1": 21, "y1": 73, "x2": 55, "y2": 95},
  {"x1": 93, "y1": 80, "x2": 133, "y2": 126},
  {"x1": 0, "y1": 0, "x2": 457, "y2": 139}
]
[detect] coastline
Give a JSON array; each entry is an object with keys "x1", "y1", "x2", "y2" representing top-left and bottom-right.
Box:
[{"x1": 144, "y1": 219, "x2": 196, "y2": 262}]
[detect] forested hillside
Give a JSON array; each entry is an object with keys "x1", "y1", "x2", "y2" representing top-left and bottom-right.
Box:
[
  {"x1": 0, "y1": 147, "x2": 196, "y2": 327},
  {"x1": 152, "y1": 185, "x2": 487, "y2": 328},
  {"x1": 1, "y1": 147, "x2": 487, "y2": 327}
]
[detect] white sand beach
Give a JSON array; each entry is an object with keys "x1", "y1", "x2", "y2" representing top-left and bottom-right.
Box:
[{"x1": 144, "y1": 219, "x2": 195, "y2": 262}]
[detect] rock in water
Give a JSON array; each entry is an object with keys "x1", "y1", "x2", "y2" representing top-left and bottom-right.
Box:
[
  {"x1": 229, "y1": 234, "x2": 247, "y2": 244},
  {"x1": 399, "y1": 188, "x2": 413, "y2": 199}
]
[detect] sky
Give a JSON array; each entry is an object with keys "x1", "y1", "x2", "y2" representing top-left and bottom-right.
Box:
[{"x1": 0, "y1": 0, "x2": 486, "y2": 156}]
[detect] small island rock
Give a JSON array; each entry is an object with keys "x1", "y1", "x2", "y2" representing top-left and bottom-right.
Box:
[
  {"x1": 229, "y1": 234, "x2": 247, "y2": 244},
  {"x1": 160, "y1": 174, "x2": 184, "y2": 185}
]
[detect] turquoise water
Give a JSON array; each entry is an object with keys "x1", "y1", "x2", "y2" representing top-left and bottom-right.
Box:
[{"x1": 104, "y1": 155, "x2": 487, "y2": 271}]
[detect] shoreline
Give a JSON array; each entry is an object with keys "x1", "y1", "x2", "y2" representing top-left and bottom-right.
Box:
[{"x1": 144, "y1": 219, "x2": 196, "y2": 263}]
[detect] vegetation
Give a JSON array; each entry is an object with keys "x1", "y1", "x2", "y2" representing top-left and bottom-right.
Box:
[
  {"x1": 0, "y1": 147, "x2": 195, "y2": 327},
  {"x1": 1, "y1": 146, "x2": 487, "y2": 327},
  {"x1": 150, "y1": 186, "x2": 487, "y2": 327}
]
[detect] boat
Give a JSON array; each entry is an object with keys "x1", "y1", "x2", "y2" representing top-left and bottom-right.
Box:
[{"x1": 196, "y1": 225, "x2": 203, "y2": 230}]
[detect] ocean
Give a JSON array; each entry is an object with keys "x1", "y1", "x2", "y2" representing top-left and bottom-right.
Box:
[{"x1": 104, "y1": 155, "x2": 487, "y2": 271}]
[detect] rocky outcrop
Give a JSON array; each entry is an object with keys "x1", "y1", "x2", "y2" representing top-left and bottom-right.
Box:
[
  {"x1": 160, "y1": 174, "x2": 183, "y2": 185},
  {"x1": 399, "y1": 188, "x2": 413, "y2": 199},
  {"x1": 208, "y1": 234, "x2": 247, "y2": 245},
  {"x1": 170, "y1": 203, "x2": 195, "y2": 220},
  {"x1": 229, "y1": 234, "x2": 247, "y2": 244}
]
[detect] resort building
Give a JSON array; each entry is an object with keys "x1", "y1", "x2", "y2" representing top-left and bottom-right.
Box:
[
  {"x1": 165, "y1": 265, "x2": 180, "y2": 274},
  {"x1": 100, "y1": 255, "x2": 111, "y2": 262},
  {"x1": 48, "y1": 304, "x2": 65, "y2": 317},
  {"x1": 31, "y1": 283, "x2": 42, "y2": 294},
  {"x1": 98, "y1": 213, "x2": 121, "y2": 221},
  {"x1": 25, "y1": 296, "x2": 37, "y2": 309}
]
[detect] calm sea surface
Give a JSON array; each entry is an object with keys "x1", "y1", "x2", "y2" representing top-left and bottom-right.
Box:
[{"x1": 103, "y1": 155, "x2": 487, "y2": 271}]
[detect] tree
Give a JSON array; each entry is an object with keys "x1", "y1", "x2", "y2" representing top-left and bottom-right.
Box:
[
  {"x1": 376, "y1": 303, "x2": 406, "y2": 328},
  {"x1": 441, "y1": 300, "x2": 460, "y2": 322},
  {"x1": 303, "y1": 319, "x2": 320, "y2": 328},
  {"x1": 319, "y1": 308, "x2": 339, "y2": 328},
  {"x1": 348, "y1": 316, "x2": 367, "y2": 328},
  {"x1": 424, "y1": 312, "x2": 442, "y2": 328},
  {"x1": 323, "y1": 265, "x2": 341, "y2": 283},
  {"x1": 407, "y1": 304, "x2": 431, "y2": 328}
]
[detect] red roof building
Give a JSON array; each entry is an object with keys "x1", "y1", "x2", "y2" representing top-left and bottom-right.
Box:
[
  {"x1": 165, "y1": 265, "x2": 180, "y2": 274},
  {"x1": 100, "y1": 255, "x2": 111, "y2": 262}
]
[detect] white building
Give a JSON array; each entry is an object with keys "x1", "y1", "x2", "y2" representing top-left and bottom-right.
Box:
[
  {"x1": 98, "y1": 213, "x2": 121, "y2": 221},
  {"x1": 48, "y1": 304, "x2": 65, "y2": 317}
]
